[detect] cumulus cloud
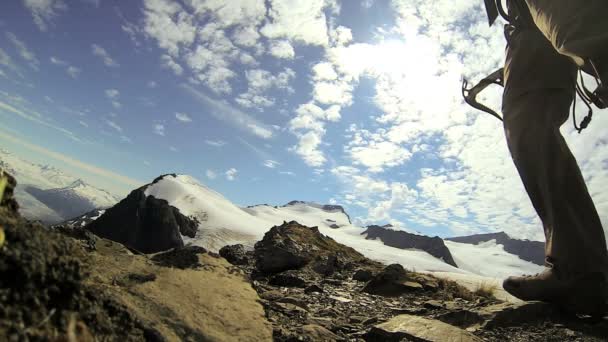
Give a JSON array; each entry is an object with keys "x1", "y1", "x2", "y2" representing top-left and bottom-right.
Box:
[
  {"x1": 261, "y1": 0, "x2": 337, "y2": 46},
  {"x1": 268, "y1": 40, "x2": 295, "y2": 59},
  {"x1": 236, "y1": 68, "x2": 295, "y2": 109},
  {"x1": 206, "y1": 169, "x2": 217, "y2": 179},
  {"x1": 91, "y1": 44, "x2": 119, "y2": 67},
  {"x1": 154, "y1": 123, "x2": 165, "y2": 136},
  {"x1": 225, "y1": 168, "x2": 238, "y2": 181},
  {"x1": 23, "y1": 0, "x2": 67, "y2": 31},
  {"x1": 175, "y1": 112, "x2": 192, "y2": 122},
  {"x1": 161, "y1": 54, "x2": 183, "y2": 75}
]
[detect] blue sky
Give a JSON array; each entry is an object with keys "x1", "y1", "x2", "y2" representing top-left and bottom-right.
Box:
[{"x1": 1, "y1": 0, "x2": 607, "y2": 240}]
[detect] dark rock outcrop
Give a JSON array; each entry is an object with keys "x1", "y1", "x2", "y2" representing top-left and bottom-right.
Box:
[
  {"x1": 446, "y1": 232, "x2": 545, "y2": 266},
  {"x1": 363, "y1": 225, "x2": 458, "y2": 267},
  {"x1": 86, "y1": 175, "x2": 198, "y2": 254},
  {"x1": 362, "y1": 264, "x2": 424, "y2": 297},
  {"x1": 219, "y1": 244, "x2": 251, "y2": 265},
  {"x1": 254, "y1": 221, "x2": 368, "y2": 274}
]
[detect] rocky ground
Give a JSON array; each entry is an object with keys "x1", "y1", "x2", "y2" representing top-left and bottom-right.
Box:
[{"x1": 1, "y1": 171, "x2": 608, "y2": 341}]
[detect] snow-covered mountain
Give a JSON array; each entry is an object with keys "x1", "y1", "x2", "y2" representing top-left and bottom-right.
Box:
[
  {"x1": 0, "y1": 149, "x2": 119, "y2": 223},
  {"x1": 83, "y1": 174, "x2": 543, "y2": 283}
]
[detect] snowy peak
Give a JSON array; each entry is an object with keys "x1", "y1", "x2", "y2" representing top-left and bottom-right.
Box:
[
  {"x1": 282, "y1": 200, "x2": 351, "y2": 224},
  {"x1": 446, "y1": 232, "x2": 545, "y2": 266}
]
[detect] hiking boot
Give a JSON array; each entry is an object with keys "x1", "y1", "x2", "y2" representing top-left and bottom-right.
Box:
[{"x1": 503, "y1": 268, "x2": 608, "y2": 317}]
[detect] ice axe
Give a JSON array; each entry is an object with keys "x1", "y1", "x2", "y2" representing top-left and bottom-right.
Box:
[{"x1": 461, "y1": 68, "x2": 504, "y2": 121}]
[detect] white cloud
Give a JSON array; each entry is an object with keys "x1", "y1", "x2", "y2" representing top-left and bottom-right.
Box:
[
  {"x1": 161, "y1": 54, "x2": 183, "y2": 75},
  {"x1": 206, "y1": 169, "x2": 217, "y2": 179},
  {"x1": 0, "y1": 48, "x2": 19, "y2": 74},
  {"x1": 280, "y1": 171, "x2": 295, "y2": 176},
  {"x1": 105, "y1": 89, "x2": 119, "y2": 99},
  {"x1": 23, "y1": 0, "x2": 67, "y2": 31},
  {"x1": 225, "y1": 168, "x2": 238, "y2": 181},
  {"x1": 50, "y1": 56, "x2": 80, "y2": 78},
  {"x1": 291, "y1": 130, "x2": 326, "y2": 167},
  {"x1": 91, "y1": 44, "x2": 119, "y2": 67},
  {"x1": 142, "y1": 0, "x2": 196, "y2": 57},
  {"x1": 236, "y1": 68, "x2": 295, "y2": 109},
  {"x1": 263, "y1": 160, "x2": 280, "y2": 169},
  {"x1": 205, "y1": 139, "x2": 226, "y2": 147},
  {"x1": 175, "y1": 112, "x2": 192, "y2": 122},
  {"x1": 154, "y1": 123, "x2": 165, "y2": 136},
  {"x1": 105, "y1": 120, "x2": 122, "y2": 132},
  {"x1": 183, "y1": 84, "x2": 273, "y2": 139},
  {"x1": 78, "y1": 120, "x2": 88, "y2": 127},
  {"x1": 261, "y1": 0, "x2": 337, "y2": 46},
  {"x1": 6, "y1": 32, "x2": 39, "y2": 70},
  {"x1": 147, "y1": 80, "x2": 158, "y2": 88},
  {"x1": 268, "y1": 40, "x2": 295, "y2": 59},
  {"x1": 66, "y1": 65, "x2": 81, "y2": 78}
]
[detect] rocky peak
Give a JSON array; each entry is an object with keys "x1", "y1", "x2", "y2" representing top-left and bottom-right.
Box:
[
  {"x1": 86, "y1": 175, "x2": 198, "y2": 254},
  {"x1": 284, "y1": 201, "x2": 352, "y2": 224},
  {"x1": 363, "y1": 225, "x2": 458, "y2": 268}
]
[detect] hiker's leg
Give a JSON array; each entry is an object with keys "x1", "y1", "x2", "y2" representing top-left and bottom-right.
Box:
[{"x1": 503, "y1": 26, "x2": 608, "y2": 274}]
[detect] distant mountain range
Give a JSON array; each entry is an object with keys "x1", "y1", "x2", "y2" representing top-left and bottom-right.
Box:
[
  {"x1": 0, "y1": 149, "x2": 119, "y2": 223},
  {"x1": 54, "y1": 173, "x2": 544, "y2": 279}
]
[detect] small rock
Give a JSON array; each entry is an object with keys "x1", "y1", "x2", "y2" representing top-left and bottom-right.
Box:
[
  {"x1": 424, "y1": 300, "x2": 444, "y2": 310},
  {"x1": 305, "y1": 284, "x2": 324, "y2": 294},
  {"x1": 269, "y1": 270, "x2": 308, "y2": 288},
  {"x1": 300, "y1": 324, "x2": 340, "y2": 341},
  {"x1": 273, "y1": 302, "x2": 308, "y2": 316},
  {"x1": 353, "y1": 269, "x2": 374, "y2": 282},
  {"x1": 437, "y1": 309, "x2": 484, "y2": 328},
  {"x1": 307, "y1": 316, "x2": 334, "y2": 328},
  {"x1": 481, "y1": 301, "x2": 560, "y2": 328},
  {"x1": 276, "y1": 296, "x2": 308, "y2": 309},
  {"x1": 362, "y1": 264, "x2": 423, "y2": 297},
  {"x1": 364, "y1": 314, "x2": 482, "y2": 342},
  {"x1": 349, "y1": 316, "x2": 367, "y2": 324},
  {"x1": 329, "y1": 295, "x2": 352, "y2": 303}
]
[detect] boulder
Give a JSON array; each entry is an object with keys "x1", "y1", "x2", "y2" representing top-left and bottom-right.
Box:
[
  {"x1": 219, "y1": 244, "x2": 250, "y2": 265},
  {"x1": 362, "y1": 264, "x2": 423, "y2": 297},
  {"x1": 269, "y1": 270, "x2": 308, "y2": 288},
  {"x1": 365, "y1": 314, "x2": 482, "y2": 342},
  {"x1": 353, "y1": 269, "x2": 374, "y2": 282},
  {"x1": 254, "y1": 221, "x2": 365, "y2": 273},
  {"x1": 300, "y1": 324, "x2": 340, "y2": 341}
]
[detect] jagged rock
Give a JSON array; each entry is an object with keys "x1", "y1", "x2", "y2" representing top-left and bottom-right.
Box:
[
  {"x1": 312, "y1": 255, "x2": 342, "y2": 276},
  {"x1": 365, "y1": 314, "x2": 482, "y2": 342},
  {"x1": 305, "y1": 284, "x2": 324, "y2": 294},
  {"x1": 276, "y1": 296, "x2": 308, "y2": 309},
  {"x1": 254, "y1": 221, "x2": 366, "y2": 274},
  {"x1": 447, "y1": 232, "x2": 545, "y2": 266},
  {"x1": 363, "y1": 225, "x2": 458, "y2": 267},
  {"x1": 219, "y1": 244, "x2": 250, "y2": 265},
  {"x1": 362, "y1": 264, "x2": 423, "y2": 297},
  {"x1": 353, "y1": 268, "x2": 374, "y2": 282},
  {"x1": 151, "y1": 246, "x2": 208, "y2": 269},
  {"x1": 481, "y1": 301, "x2": 561, "y2": 328},
  {"x1": 0, "y1": 171, "x2": 18, "y2": 216},
  {"x1": 436, "y1": 309, "x2": 485, "y2": 328},
  {"x1": 87, "y1": 176, "x2": 199, "y2": 253},
  {"x1": 269, "y1": 270, "x2": 308, "y2": 288},
  {"x1": 300, "y1": 324, "x2": 340, "y2": 341}
]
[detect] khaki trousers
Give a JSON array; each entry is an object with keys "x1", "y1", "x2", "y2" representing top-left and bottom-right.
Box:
[{"x1": 502, "y1": 25, "x2": 608, "y2": 274}]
